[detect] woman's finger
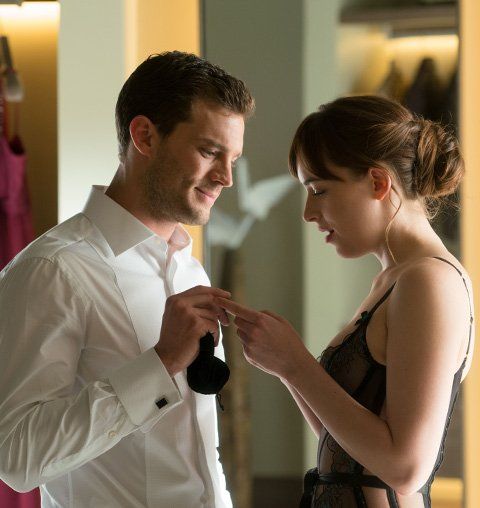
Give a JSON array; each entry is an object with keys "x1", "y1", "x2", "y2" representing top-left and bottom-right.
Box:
[
  {"x1": 216, "y1": 297, "x2": 259, "y2": 323},
  {"x1": 237, "y1": 328, "x2": 249, "y2": 344},
  {"x1": 233, "y1": 316, "x2": 256, "y2": 335},
  {"x1": 261, "y1": 309, "x2": 283, "y2": 321}
]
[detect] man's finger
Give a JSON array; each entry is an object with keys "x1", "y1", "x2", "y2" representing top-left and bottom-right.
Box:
[
  {"x1": 197, "y1": 310, "x2": 221, "y2": 323},
  {"x1": 216, "y1": 297, "x2": 258, "y2": 322},
  {"x1": 182, "y1": 285, "x2": 231, "y2": 298},
  {"x1": 195, "y1": 300, "x2": 230, "y2": 326},
  {"x1": 171, "y1": 294, "x2": 231, "y2": 325},
  {"x1": 199, "y1": 318, "x2": 220, "y2": 340},
  {"x1": 218, "y1": 309, "x2": 230, "y2": 326}
]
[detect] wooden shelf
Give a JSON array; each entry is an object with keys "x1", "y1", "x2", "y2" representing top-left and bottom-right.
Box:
[{"x1": 340, "y1": 4, "x2": 457, "y2": 32}]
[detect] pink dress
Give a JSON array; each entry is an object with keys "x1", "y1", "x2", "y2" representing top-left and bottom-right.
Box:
[
  {"x1": 0, "y1": 134, "x2": 34, "y2": 270},
  {"x1": 0, "y1": 134, "x2": 39, "y2": 506},
  {"x1": 0, "y1": 482, "x2": 40, "y2": 508}
]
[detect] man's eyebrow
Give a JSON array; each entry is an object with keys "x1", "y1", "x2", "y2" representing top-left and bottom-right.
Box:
[
  {"x1": 197, "y1": 138, "x2": 242, "y2": 159},
  {"x1": 197, "y1": 138, "x2": 226, "y2": 151}
]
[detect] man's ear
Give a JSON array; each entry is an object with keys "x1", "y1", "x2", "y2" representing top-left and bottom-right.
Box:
[
  {"x1": 129, "y1": 115, "x2": 157, "y2": 157},
  {"x1": 369, "y1": 167, "x2": 392, "y2": 201}
]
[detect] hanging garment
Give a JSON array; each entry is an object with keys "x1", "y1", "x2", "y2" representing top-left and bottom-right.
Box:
[
  {"x1": 0, "y1": 133, "x2": 34, "y2": 270},
  {"x1": 0, "y1": 135, "x2": 39, "y2": 507},
  {"x1": 430, "y1": 68, "x2": 460, "y2": 247},
  {"x1": 376, "y1": 60, "x2": 405, "y2": 102},
  {"x1": 0, "y1": 481, "x2": 40, "y2": 508},
  {"x1": 441, "y1": 67, "x2": 458, "y2": 130},
  {"x1": 0, "y1": 109, "x2": 39, "y2": 507},
  {"x1": 402, "y1": 57, "x2": 443, "y2": 120}
]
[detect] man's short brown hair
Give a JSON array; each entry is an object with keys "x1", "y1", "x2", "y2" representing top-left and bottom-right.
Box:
[{"x1": 115, "y1": 51, "x2": 255, "y2": 161}]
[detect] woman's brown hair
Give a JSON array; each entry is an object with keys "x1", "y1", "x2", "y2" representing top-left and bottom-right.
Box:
[{"x1": 289, "y1": 95, "x2": 464, "y2": 218}]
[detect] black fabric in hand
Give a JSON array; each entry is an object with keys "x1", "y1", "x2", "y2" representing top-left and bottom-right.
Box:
[{"x1": 187, "y1": 332, "x2": 230, "y2": 395}]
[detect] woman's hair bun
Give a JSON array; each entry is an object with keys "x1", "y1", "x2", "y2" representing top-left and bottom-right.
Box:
[{"x1": 414, "y1": 118, "x2": 464, "y2": 199}]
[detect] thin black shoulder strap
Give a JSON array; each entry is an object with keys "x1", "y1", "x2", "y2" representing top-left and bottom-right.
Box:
[
  {"x1": 369, "y1": 283, "x2": 396, "y2": 317},
  {"x1": 432, "y1": 256, "x2": 474, "y2": 357},
  {"x1": 356, "y1": 284, "x2": 396, "y2": 327}
]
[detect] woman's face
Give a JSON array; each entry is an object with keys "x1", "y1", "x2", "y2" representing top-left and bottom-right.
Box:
[{"x1": 298, "y1": 163, "x2": 386, "y2": 258}]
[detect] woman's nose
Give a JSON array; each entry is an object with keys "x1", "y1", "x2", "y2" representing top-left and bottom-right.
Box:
[{"x1": 303, "y1": 198, "x2": 318, "y2": 223}]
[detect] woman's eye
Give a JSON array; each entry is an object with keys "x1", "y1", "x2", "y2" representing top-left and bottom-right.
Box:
[{"x1": 312, "y1": 188, "x2": 325, "y2": 196}]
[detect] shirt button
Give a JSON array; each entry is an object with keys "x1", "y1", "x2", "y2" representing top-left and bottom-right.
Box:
[{"x1": 108, "y1": 430, "x2": 117, "y2": 439}]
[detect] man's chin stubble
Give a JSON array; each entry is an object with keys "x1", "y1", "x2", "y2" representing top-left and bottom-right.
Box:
[{"x1": 145, "y1": 201, "x2": 210, "y2": 226}]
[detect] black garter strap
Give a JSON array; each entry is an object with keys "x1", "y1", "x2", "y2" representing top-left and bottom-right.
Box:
[{"x1": 299, "y1": 468, "x2": 391, "y2": 507}]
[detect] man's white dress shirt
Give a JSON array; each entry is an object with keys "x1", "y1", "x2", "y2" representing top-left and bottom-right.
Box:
[{"x1": 0, "y1": 186, "x2": 232, "y2": 508}]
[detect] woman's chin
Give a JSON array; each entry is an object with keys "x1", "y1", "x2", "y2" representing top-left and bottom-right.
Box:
[{"x1": 334, "y1": 244, "x2": 365, "y2": 259}]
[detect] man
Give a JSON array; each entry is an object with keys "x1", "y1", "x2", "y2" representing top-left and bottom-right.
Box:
[{"x1": 0, "y1": 51, "x2": 254, "y2": 507}]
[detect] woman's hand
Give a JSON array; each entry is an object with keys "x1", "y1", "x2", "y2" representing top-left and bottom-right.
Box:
[{"x1": 216, "y1": 297, "x2": 311, "y2": 380}]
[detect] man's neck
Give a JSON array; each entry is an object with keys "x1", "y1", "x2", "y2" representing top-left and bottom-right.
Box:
[{"x1": 105, "y1": 166, "x2": 177, "y2": 242}]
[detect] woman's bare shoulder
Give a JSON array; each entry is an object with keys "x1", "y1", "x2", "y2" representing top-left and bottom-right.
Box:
[
  {"x1": 389, "y1": 255, "x2": 474, "y2": 376},
  {"x1": 397, "y1": 255, "x2": 470, "y2": 282}
]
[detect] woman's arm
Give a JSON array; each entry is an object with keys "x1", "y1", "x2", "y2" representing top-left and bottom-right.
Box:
[
  {"x1": 281, "y1": 380, "x2": 323, "y2": 438},
  {"x1": 217, "y1": 259, "x2": 471, "y2": 494}
]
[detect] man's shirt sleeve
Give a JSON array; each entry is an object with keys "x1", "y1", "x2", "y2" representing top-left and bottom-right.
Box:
[{"x1": 0, "y1": 257, "x2": 181, "y2": 492}]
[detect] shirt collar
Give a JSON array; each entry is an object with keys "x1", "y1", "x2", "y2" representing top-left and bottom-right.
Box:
[{"x1": 82, "y1": 185, "x2": 193, "y2": 258}]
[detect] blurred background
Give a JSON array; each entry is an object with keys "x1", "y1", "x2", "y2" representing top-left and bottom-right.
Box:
[{"x1": 0, "y1": 1, "x2": 478, "y2": 507}]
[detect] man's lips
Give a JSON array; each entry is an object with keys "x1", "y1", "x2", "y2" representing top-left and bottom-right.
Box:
[{"x1": 195, "y1": 188, "x2": 220, "y2": 202}]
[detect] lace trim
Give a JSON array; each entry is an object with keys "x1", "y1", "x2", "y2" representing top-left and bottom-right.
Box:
[
  {"x1": 325, "y1": 433, "x2": 355, "y2": 473},
  {"x1": 313, "y1": 484, "x2": 349, "y2": 507}
]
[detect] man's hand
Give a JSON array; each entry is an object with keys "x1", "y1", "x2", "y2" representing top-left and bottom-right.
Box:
[{"x1": 155, "y1": 286, "x2": 231, "y2": 377}]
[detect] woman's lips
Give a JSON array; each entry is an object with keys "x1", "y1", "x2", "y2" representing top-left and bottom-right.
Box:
[{"x1": 318, "y1": 226, "x2": 334, "y2": 243}]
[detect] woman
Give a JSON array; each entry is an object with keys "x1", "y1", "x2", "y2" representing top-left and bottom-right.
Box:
[{"x1": 216, "y1": 95, "x2": 474, "y2": 507}]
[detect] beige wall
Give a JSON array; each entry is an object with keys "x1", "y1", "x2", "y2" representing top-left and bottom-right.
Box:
[
  {"x1": 59, "y1": 0, "x2": 202, "y2": 259},
  {"x1": 302, "y1": 0, "x2": 382, "y2": 469},
  {"x1": 0, "y1": 2, "x2": 59, "y2": 236},
  {"x1": 460, "y1": 0, "x2": 480, "y2": 506},
  {"x1": 125, "y1": 0, "x2": 202, "y2": 260},
  {"x1": 203, "y1": 0, "x2": 305, "y2": 478},
  {"x1": 125, "y1": 0, "x2": 200, "y2": 74},
  {"x1": 58, "y1": 0, "x2": 126, "y2": 222}
]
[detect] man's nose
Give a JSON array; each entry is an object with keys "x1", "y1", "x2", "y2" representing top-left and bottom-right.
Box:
[{"x1": 211, "y1": 161, "x2": 233, "y2": 188}]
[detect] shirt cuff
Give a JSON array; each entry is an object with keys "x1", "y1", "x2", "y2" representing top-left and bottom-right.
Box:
[{"x1": 109, "y1": 348, "x2": 182, "y2": 426}]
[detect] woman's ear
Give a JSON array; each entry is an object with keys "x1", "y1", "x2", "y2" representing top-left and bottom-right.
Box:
[
  {"x1": 129, "y1": 115, "x2": 157, "y2": 157},
  {"x1": 369, "y1": 167, "x2": 392, "y2": 201}
]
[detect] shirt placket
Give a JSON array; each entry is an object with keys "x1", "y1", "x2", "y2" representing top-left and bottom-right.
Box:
[{"x1": 167, "y1": 252, "x2": 216, "y2": 507}]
